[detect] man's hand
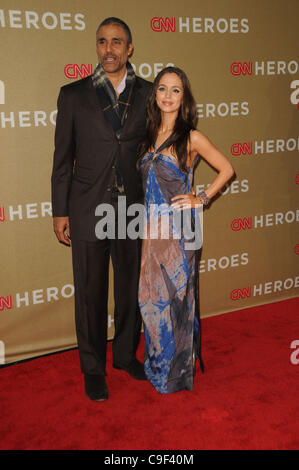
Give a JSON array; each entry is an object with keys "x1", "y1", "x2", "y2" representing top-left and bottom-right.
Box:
[{"x1": 53, "y1": 216, "x2": 71, "y2": 246}]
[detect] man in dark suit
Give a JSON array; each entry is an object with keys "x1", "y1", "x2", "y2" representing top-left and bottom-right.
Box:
[{"x1": 51, "y1": 17, "x2": 151, "y2": 401}]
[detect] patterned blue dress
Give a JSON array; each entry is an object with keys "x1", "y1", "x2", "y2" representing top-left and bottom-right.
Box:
[{"x1": 138, "y1": 140, "x2": 203, "y2": 394}]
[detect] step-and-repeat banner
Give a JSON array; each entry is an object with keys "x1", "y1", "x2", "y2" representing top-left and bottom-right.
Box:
[{"x1": 1, "y1": 0, "x2": 298, "y2": 365}]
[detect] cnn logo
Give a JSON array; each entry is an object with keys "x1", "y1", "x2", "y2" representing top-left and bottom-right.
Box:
[
  {"x1": 231, "y1": 62, "x2": 253, "y2": 75},
  {"x1": 150, "y1": 17, "x2": 176, "y2": 32},
  {"x1": 231, "y1": 217, "x2": 252, "y2": 231},
  {"x1": 64, "y1": 64, "x2": 93, "y2": 79},
  {"x1": 231, "y1": 142, "x2": 252, "y2": 156},
  {"x1": 231, "y1": 287, "x2": 251, "y2": 300}
]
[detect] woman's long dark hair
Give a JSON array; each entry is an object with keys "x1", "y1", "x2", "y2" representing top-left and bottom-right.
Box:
[{"x1": 138, "y1": 66, "x2": 198, "y2": 172}]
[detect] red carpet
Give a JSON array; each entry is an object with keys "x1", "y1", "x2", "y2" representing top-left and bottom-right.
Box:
[{"x1": 1, "y1": 297, "x2": 298, "y2": 450}]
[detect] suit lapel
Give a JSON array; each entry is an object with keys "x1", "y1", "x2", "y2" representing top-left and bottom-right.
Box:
[
  {"x1": 84, "y1": 76, "x2": 144, "y2": 138},
  {"x1": 84, "y1": 77, "x2": 116, "y2": 138},
  {"x1": 121, "y1": 79, "x2": 143, "y2": 135}
]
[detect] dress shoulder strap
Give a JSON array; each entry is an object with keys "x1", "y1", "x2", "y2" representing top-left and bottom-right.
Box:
[{"x1": 154, "y1": 136, "x2": 173, "y2": 154}]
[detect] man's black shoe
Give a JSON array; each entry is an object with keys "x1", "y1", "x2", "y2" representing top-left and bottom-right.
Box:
[
  {"x1": 84, "y1": 374, "x2": 108, "y2": 401},
  {"x1": 114, "y1": 358, "x2": 147, "y2": 380}
]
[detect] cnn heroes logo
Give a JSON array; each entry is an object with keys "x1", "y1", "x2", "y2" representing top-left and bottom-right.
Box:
[
  {"x1": 0, "y1": 284, "x2": 74, "y2": 312},
  {"x1": 0, "y1": 9, "x2": 85, "y2": 30},
  {"x1": 0, "y1": 202, "x2": 52, "y2": 222},
  {"x1": 0, "y1": 286, "x2": 116, "y2": 321},
  {"x1": 196, "y1": 179, "x2": 249, "y2": 197},
  {"x1": 151, "y1": 17, "x2": 249, "y2": 34},
  {"x1": 231, "y1": 275, "x2": 299, "y2": 301},
  {"x1": 231, "y1": 209, "x2": 299, "y2": 231},
  {"x1": 231, "y1": 137, "x2": 299, "y2": 156},
  {"x1": 0, "y1": 108, "x2": 57, "y2": 128},
  {"x1": 231, "y1": 60, "x2": 299, "y2": 76}
]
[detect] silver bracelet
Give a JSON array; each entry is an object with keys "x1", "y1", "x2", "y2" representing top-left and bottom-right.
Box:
[{"x1": 197, "y1": 190, "x2": 210, "y2": 206}]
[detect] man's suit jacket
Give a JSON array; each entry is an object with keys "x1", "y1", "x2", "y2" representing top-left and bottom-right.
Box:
[{"x1": 51, "y1": 75, "x2": 152, "y2": 241}]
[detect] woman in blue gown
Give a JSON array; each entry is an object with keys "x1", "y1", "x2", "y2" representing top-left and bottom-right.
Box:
[{"x1": 138, "y1": 67, "x2": 235, "y2": 394}]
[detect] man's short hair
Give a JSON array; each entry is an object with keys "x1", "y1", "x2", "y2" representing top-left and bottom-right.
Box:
[{"x1": 96, "y1": 17, "x2": 132, "y2": 45}]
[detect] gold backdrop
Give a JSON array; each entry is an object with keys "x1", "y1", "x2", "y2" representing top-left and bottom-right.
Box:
[{"x1": 1, "y1": 0, "x2": 298, "y2": 365}]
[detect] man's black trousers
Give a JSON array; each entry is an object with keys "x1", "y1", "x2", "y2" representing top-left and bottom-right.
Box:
[{"x1": 70, "y1": 200, "x2": 142, "y2": 376}]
